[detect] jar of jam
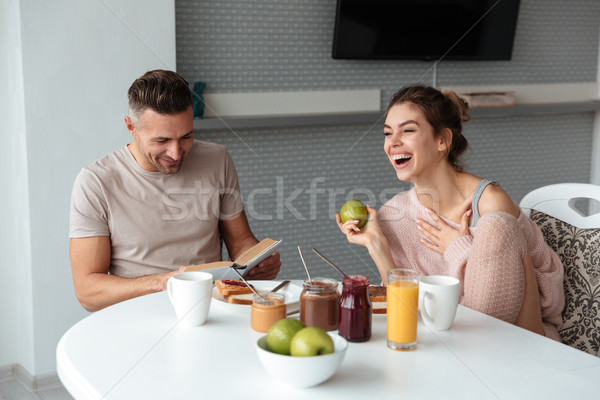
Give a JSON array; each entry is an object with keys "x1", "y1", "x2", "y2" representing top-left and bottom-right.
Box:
[
  {"x1": 251, "y1": 292, "x2": 286, "y2": 333},
  {"x1": 338, "y1": 275, "x2": 372, "y2": 342},
  {"x1": 300, "y1": 278, "x2": 339, "y2": 331}
]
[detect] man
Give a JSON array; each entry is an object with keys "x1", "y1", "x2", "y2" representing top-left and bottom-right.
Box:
[{"x1": 69, "y1": 70, "x2": 280, "y2": 312}]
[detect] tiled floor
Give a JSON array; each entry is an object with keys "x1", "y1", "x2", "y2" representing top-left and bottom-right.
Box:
[{"x1": 0, "y1": 378, "x2": 73, "y2": 400}]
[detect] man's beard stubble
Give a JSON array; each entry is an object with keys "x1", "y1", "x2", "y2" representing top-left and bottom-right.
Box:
[{"x1": 137, "y1": 140, "x2": 184, "y2": 174}]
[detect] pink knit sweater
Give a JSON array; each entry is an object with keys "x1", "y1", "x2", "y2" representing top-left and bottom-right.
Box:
[{"x1": 378, "y1": 187, "x2": 565, "y2": 341}]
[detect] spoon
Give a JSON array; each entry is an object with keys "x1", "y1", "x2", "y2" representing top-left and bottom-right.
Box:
[
  {"x1": 230, "y1": 264, "x2": 265, "y2": 298},
  {"x1": 297, "y1": 245, "x2": 312, "y2": 283},
  {"x1": 270, "y1": 280, "x2": 290, "y2": 293},
  {"x1": 312, "y1": 248, "x2": 347, "y2": 278}
]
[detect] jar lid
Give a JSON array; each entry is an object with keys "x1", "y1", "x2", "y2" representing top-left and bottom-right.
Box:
[
  {"x1": 253, "y1": 291, "x2": 285, "y2": 306},
  {"x1": 302, "y1": 277, "x2": 338, "y2": 290},
  {"x1": 342, "y1": 275, "x2": 369, "y2": 286}
]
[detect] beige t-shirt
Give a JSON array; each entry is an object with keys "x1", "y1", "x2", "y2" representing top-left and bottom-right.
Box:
[{"x1": 69, "y1": 140, "x2": 244, "y2": 278}]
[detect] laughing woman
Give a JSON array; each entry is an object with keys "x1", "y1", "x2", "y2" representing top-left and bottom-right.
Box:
[{"x1": 337, "y1": 85, "x2": 564, "y2": 340}]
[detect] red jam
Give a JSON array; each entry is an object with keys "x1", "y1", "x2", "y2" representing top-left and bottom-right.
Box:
[
  {"x1": 344, "y1": 275, "x2": 369, "y2": 286},
  {"x1": 338, "y1": 275, "x2": 372, "y2": 342},
  {"x1": 221, "y1": 280, "x2": 247, "y2": 287}
]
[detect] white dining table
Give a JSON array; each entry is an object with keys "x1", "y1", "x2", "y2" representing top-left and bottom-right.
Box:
[{"x1": 57, "y1": 280, "x2": 600, "y2": 400}]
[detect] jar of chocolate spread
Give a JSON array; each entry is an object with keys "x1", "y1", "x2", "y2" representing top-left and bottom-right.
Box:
[{"x1": 300, "y1": 278, "x2": 339, "y2": 331}]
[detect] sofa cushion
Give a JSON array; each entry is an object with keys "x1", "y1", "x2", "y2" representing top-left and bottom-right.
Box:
[{"x1": 530, "y1": 210, "x2": 600, "y2": 356}]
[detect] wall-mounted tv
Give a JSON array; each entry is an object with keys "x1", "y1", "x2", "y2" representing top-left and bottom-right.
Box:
[{"x1": 332, "y1": 0, "x2": 521, "y2": 61}]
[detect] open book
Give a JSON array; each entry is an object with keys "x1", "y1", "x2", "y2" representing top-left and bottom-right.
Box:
[{"x1": 183, "y1": 238, "x2": 282, "y2": 280}]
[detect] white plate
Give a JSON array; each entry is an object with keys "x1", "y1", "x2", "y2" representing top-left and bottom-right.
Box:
[{"x1": 212, "y1": 280, "x2": 302, "y2": 314}]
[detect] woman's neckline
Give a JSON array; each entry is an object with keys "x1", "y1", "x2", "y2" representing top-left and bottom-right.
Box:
[{"x1": 408, "y1": 186, "x2": 463, "y2": 229}]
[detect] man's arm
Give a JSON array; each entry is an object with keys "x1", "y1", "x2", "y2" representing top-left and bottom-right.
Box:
[
  {"x1": 219, "y1": 211, "x2": 281, "y2": 280},
  {"x1": 70, "y1": 237, "x2": 181, "y2": 312}
]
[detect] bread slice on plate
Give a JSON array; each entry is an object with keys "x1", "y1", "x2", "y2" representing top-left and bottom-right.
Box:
[
  {"x1": 369, "y1": 285, "x2": 387, "y2": 314},
  {"x1": 227, "y1": 293, "x2": 255, "y2": 305},
  {"x1": 215, "y1": 279, "x2": 255, "y2": 297}
]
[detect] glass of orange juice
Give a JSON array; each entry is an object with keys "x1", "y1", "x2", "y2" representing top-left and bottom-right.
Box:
[{"x1": 387, "y1": 269, "x2": 420, "y2": 351}]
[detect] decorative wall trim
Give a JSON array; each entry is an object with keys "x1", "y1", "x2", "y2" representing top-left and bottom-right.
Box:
[
  {"x1": 35, "y1": 370, "x2": 64, "y2": 392},
  {"x1": 0, "y1": 364, "x2": 15, "y2": 382},
  {"x1": 0, "y1": 363, "x2": 62, "y2": 392},
  {"x1": 15, "y1": 363, "x2": 35, "y2": 391}
]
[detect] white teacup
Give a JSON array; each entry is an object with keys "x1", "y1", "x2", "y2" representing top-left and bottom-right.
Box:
[
  {"x1": 419, "y1": 275, "x2": 460, "y2": 331},
  {"x1": 167, "y1": 271, "x2": 213, "y2": 327}
]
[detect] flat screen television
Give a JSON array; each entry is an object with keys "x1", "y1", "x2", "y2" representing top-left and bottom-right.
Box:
[{"x1": 332, "y1": 0, "x2": 521, "y2": 60}]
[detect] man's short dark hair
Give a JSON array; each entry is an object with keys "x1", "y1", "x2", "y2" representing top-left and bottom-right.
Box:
[{"x1": 128, "y1": 70, "x2": 193, "y2": 125}]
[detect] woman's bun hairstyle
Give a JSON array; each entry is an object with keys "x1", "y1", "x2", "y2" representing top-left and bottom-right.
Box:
[{"x1": 441, "y1": 90, "x2": 471, "y2": 124}]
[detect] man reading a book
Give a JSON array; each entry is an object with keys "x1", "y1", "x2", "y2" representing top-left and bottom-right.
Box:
[{"x1": 69, "y1": 70, "x2": 281, "y2": 312}]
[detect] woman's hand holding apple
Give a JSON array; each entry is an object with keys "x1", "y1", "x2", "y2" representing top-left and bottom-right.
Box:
[
  {"x1": 336, "y1": 205, "x2": 397, "y2": 284},
  {"x1": 336, "y1": 206, "x2": 387, "y2": 250}
]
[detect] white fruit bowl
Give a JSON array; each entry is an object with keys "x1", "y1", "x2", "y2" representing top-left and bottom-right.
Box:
[{"x1": 255, "y1": 332, "x2": 348, "y2": 388}]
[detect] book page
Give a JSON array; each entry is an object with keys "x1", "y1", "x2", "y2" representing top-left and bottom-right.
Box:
[
  {"x1": 234, "y1": 238, "x2": 278, "y2": 267},
  {"x1": 183, "y1": 261, "x2": 232, "y2": 272},
  {"x1": 182, "y1": 238, "x2": 282, "y2": 279}
]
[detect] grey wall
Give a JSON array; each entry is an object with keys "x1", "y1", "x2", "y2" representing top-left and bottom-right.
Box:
[{"x1": 175, "y1": 0, "x2": 600, "y2": 282}]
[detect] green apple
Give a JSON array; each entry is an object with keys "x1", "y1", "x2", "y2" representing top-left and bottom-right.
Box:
[
  {"x1": 340, "y1": 199, "x2": 368, "y2": 228},
  {"x1": 266, "y1": 318, "x2": 306, "y2": 355},
  {"x1": 290, "y1": 327, "x2": 335, "y2": 357}
]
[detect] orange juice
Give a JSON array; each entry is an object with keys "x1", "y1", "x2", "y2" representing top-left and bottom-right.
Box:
[{"x1": 387, "y1": 280, "x2": 419, "y2": 346}]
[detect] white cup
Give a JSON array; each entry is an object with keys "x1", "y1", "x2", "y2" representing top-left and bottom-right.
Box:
[
  {"x1": 419, "y1": 275, "x2": 460, "y2": 331},
  {"x1": 167, "y1": 271, "x2": 213, "y2": 327}
]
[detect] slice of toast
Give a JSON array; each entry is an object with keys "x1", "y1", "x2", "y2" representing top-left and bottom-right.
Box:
[
  {"x1": 369, "y1": 285, "x2": 387, "y2": 314},
  {"x1": 372, "y1": 302, "x2": 387, "y2": 314},
  {"x1": 215, "y1": 279, "x2": 255, "y2": 297},
  {"x1": 368, "y1": 285, "x2": 386, "y2": 301},
  {"x1": 227, "y1": 293, "x2": 255, "y2": 305}
]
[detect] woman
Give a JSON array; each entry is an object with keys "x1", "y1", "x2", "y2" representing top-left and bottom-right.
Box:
[{"x1": 337, "y1": 85, "x2": 564, "y2": 340}]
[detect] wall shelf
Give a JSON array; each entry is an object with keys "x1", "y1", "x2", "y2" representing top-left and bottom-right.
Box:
[
  {"x1": 193, "y1": 101, "x2": 600, "y2": 131},
  {"x1": 194, "y1": 112, "x2": 384, "y2": 131},
  {"x1": 470, "y1": 100, "x2": 600, "y2": 118}
]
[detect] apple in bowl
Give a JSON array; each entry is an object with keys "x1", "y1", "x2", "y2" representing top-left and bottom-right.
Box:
[
  {"x1": 256, "y1": 325, "x2": 348, "y2": 387},
  {"x1": 290, "y1": 326, "x2": 335, "y2": 357}
]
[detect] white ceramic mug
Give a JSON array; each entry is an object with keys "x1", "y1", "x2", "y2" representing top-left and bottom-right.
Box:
[
  {"x1": 167, "y1": 271, "x2": 213, "y2": 327},
  {"x1": 419, "y1": 275, "x2": 460, "y2": 331}
]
